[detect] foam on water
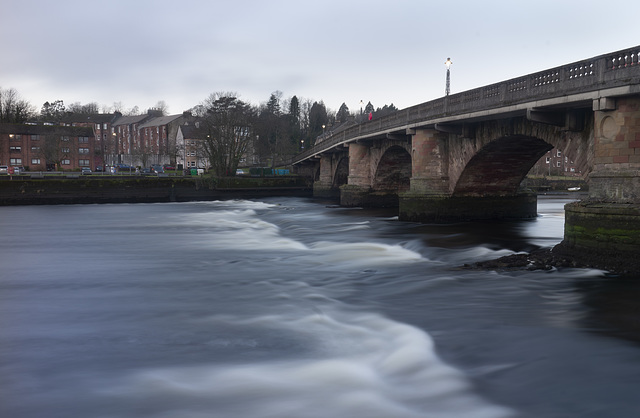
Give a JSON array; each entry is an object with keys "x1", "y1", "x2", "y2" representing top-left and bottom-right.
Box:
[{"x1": 102, "y1": 311, "x2": 515, "y2": 418}]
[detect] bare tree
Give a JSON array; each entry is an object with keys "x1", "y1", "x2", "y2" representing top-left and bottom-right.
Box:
[
  {"x1": 40, "y1": 129, "x2": 74, "y2": 171},
  {"x1": 0, "y1": 87, "x2": 35, "y2": 123},
  {"x1": 201, "y1": 92, "x2": 255, "y2": 176}
]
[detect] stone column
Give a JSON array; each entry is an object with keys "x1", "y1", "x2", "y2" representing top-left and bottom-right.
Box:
[
  {"x1": 313, "y1": 154, "x2": 338, "y2": 198},
  {"x1": 409, "y1": 128, "x2": 450, "y2": 195},
  {"x1": 559, "y1": 97, "x2": 640, "y2": 274},
  {"x1": 588, "y1": 96, "x2": 640, "y2": 203},
  {"x1": 340, "y1": 142, "x2": 373, "y2": 206},
  {"x1": 346, "y1": 142, "x2": 371, "y2": 187}
]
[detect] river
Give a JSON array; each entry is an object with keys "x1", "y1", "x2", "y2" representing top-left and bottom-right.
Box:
[{"x1": 1, "y1": 196, "x2": 639, "y2": 417}]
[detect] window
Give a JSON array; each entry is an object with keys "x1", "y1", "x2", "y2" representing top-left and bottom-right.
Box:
[
  {"x1": 30, "y1": 134, "x2": 39, "y2": 141},
  {"x1": 9, "y1": 134, "x2": 21, "y2": 141},
  {"x1": 10, "y1": 158, "x2": 22, "y2": 165},
  {"x1": 61, "y1": 136, "x2": 69, "y2": 142},
  {"x1": 9, "y1": 146, "x2": 21, "y2": 152},
  {"x1": 61, "y1": 147, "x2": 70, "y2": 153},
  {"x1": 103, "y1": 123, "x2": 107, "y2": 129},
  {"x1": 556, "y1": 150, "x2": 562, "y2": 157},
  {"x1": 79, "y1": 159, "x2": 89, "y2": 166},
  {"x1": 32, "y1": 158, "x2": 41, "y2": 164},
  {"x1": 31, "y1": 146, "x2": 40, "y2": 152},
  {"x1": 62, "y1": 159, "x2": 70, "y2": 165},
  {"x1": 557, "y1": 161, "x2": 561, "y2": 167},
  {"x1": 78, "y1": 148, "x2": 89, "y2": 154},
  {"x1": 78, "y1": 136, "x2": 89, "y2": 143},
  {"x1": 96, "y1": 123, "x2": 101, "y2": 131},
  {"x1": 545, "y1": 157, "x2": 550, "y2": 164}
]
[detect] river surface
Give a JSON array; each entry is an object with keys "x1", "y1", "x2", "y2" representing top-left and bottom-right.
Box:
[{"x1": 1, "y1": 196, "x2": 640, "y2": 418}]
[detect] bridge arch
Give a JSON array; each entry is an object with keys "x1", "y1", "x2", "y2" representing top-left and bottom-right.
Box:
[
  {"x1": 448, "y1": 118, "x2": 592, "y2": 196},
  {"x1": 333, "y1": 157, "x2": 349, "y2": 188},
  {"x1": 452, "y1": 136, "x2": 552, "y2": 196},
  {"x1": 373, "y1": 145, "x2": 412, "y2": 192}
]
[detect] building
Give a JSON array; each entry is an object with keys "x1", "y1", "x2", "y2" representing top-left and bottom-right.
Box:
[
  {"x1": 530, "y1": 148, "x2": 582, "y2": 177},
  {"x1": 0, "y1": 123, "x2": 95, "y2": 171},
  {"x1": 136, "y1": 113, "x2": 185, "y2": 167},
  {"x1": 176, "y1": 123, "x2": 208, "y2": 169}
]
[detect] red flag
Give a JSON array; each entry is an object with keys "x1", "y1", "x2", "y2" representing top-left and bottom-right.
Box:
[{"x1": 368, "y1": 112, "x2": 373, "y2": 121}]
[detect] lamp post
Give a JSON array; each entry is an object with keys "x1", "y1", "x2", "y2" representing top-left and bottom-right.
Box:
[
  {"x1": 322, "y1": 124, "x2": 326, "y2": 138},
  {"x1": 445, "y1": 57, "x2": 452, "y2": 96},
  {"x1": 359, "y1": 100, "x2": 364, "y2": 122}
]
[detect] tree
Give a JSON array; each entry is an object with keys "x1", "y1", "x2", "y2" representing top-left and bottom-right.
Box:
[
  {"x1": 309, "y1": 101, "x2": 328, "y2": 140},
  {"x1": 40, "y1": 128, "x2": 74, "y2": 171},
  {"x1": 0, "y1": 87, "x2": 35, "y2": 123},
  {"x1": 374, "y1": 103, "x2": 398, "y2": 118},
  {"x1": 336, "y1": 103, "x2": 350, "y2": 123},
  {"x1": 288, "y1": 96, "x2": 300, "y2": 125},
  {"x1": 364, "y1": 101, "x2": 375, "y2": 115},
  {"x1": 67, "y1": 102, "x2": 100, "y2": 114},
  {"x1": 201, "y1": 92, "x2": 255, "y2": 176},
  {"x1": 40, "y1": 100, "x2": 66, "y2": 121}
]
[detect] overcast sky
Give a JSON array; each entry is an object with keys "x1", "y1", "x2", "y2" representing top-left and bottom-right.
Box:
[{"x1": 1, "y1": 0, "x2": 638, "y2": 116}]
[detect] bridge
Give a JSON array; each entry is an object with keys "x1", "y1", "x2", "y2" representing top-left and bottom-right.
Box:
[{"x1": 292, "y1": 45, "x2": 640, "y2": 272}]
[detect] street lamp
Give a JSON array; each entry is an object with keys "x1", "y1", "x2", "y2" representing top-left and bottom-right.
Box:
[
  {"x1": 322, "y1": 124, "x2": 326, "y2": 138},
  {"x1": 301, "y1": 140, "x2": 304, "y2": 150},
  {"x1": 445, "y1": 57, "x2": 452, "y2": 96},
  {"x1": 359, "y1": 99, "x2": 364, "y2": 122}
]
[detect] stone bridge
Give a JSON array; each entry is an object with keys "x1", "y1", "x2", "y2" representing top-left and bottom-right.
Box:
[{"x1": 292, "y1": 45, "x2": 640, "y2": 271}]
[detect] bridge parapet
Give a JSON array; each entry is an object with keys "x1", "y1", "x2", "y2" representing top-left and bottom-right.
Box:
[{"x1": 293, "y1": 45, "x2": 640, "y2": 165}]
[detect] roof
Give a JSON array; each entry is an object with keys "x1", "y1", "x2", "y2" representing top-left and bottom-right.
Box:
[
  {"x1": 112, "y1": 114, "x2": 150, "y2": 126},
  {"x1": 179, "y1": 124, "x2": 208, "y2": 139},
  {"x1": 59, "y1": 113, "x2": 118, "y2": 124},
  {"x1": 138, "y1": 114, "x2": 183, "y2": 129},
  {"x1": 0, "y1": 123, "x2": 94, "y2": 136}
]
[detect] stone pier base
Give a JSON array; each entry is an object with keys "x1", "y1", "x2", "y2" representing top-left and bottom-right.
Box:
[
  {"x1": 313, "y1": 182, "x2": 340, "y2": 199},
  {"x1": 556, "y1": 202, "x2": 640, "y2": 273},
  {"x1": 398, "y1": 192, "x2": 537, "y2": 223},
  {"x1": 340, "y1": 185, "x2": 399, "y2": 208}
]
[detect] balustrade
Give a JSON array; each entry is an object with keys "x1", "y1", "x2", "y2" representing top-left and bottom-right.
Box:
[{"x1": 292, "y1": 45, "x2": 640, "y2": 165}]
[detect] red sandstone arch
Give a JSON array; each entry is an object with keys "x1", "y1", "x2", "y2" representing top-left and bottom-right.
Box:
[
  {"x1": 373, "y1": 145, "x2": 412, "y2": 192},
  {"x1": 452, "y1": 136, "x2": 552, "y2": 196}
]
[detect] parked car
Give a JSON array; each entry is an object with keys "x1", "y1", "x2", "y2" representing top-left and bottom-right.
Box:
[
  {"x1": 0, "y1": 165, "x2": 8, "y2": 174},
  {"x1": 141, "y1": 167, "x2": 152, "y2": 174},
  {"x1": 163, "y1": 165, "x2": 175, "y2": 171},
  {"x1": 13, "y1": 166, "x2": 25, "y2": 175},
  {"x1": 151, "y1": 165, "x2": 164, "y2": 174},
  {"x1": 81, "y1": 167, "x2": 92, "y2": 175},
  {"x1": 115, "y1": 163, "x2": 133, "y2": 171}
]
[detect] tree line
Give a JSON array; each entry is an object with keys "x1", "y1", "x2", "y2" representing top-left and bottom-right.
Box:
[{"x1": 0, "y1": 86, "x2": 398, "y2": 174}]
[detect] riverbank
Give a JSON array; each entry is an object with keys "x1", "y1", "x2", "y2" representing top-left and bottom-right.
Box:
[{"x1": 0, "y1": 176, "x2": 312, "y2": 205}]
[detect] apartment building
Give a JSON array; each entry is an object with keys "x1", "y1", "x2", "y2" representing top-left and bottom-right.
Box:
[{"x1": 0, "y1": 123, "x2": 96, "y2": 171}]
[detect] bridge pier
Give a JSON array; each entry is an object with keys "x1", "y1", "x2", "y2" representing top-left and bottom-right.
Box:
[
  {"x1": 312, "y1": 155, "x2": 341, "y2": 198},
  {"x1": 558, "y1": 97, "x2": 640, "y2": 272},
  {"x1": 399, "y1": 128, "x2": 538, "y2": 221},
  {"x1": 399, "y1": 192, "x2": 537, "y2": 222}
]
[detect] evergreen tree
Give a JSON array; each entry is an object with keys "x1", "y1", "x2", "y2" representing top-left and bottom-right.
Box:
[{"x1": 336, "y1": 103, "x2": 350, "y2": 123}]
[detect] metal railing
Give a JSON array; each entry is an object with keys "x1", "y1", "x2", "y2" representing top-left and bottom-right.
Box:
[{"x1": 292, "y1": 45, "x2": 640, "y2": 165}]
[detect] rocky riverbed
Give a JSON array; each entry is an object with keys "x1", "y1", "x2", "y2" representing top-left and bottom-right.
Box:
[{"x1": 463, "y1": 244, "x2": 640, "y2": 277}]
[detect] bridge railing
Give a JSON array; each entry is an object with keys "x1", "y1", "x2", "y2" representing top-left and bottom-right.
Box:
[{"x1": 292, "y1": 45, "x2": 640, "y2": 165}]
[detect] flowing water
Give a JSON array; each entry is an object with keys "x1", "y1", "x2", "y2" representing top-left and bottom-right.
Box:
[{"x1": 1, "y1": 196, "x2": 639, "y2": 417}]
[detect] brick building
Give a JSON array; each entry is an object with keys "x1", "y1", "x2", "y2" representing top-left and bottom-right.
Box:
[{"x1": 0, "y1": 123, "x2": 95, "y2": 171}]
